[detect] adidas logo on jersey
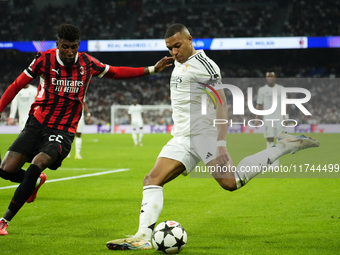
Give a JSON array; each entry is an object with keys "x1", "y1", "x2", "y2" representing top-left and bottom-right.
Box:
[{"x1": 206, "y1": 152, "x2": 213, "y2": 159}]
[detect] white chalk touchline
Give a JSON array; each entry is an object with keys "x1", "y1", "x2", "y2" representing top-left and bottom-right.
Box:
[
  {"x1": 0, "y1": 168, "x2": 129, "y2": 190},
  {"x1": 58, "y1": 168, "x2": 112, "y2": 170}
]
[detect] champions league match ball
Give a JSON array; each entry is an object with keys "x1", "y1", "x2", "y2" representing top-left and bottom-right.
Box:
[{"x1": 152, "y1": 220, "x2": 187, "y2": 254}]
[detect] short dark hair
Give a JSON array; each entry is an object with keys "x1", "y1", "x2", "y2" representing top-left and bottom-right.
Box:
[
  {"x1": 57, "y1": 24, "x2": 81, "y2": 41},
  {"x1": 164, "y1": 23, "x2": 189, "y2": 39}
]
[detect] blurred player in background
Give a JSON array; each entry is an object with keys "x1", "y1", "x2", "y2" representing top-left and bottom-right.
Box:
[
  {"x1": 7, "y1": 84, "x2": 37, "y2": 132},
  {"x1": 0, "y1": 23, "x2": 173, "y2": 235},
  {"x1": 69, "y1": 101, "x2": 92, "y2": 159},
  {"x1": 107, "y1": 23, "x2": 319, "y2": 250},
  {"x1": 255, "y1": 71, "x2": 285, "y2": 167},
  {"x1": 128, "y1": 99, "x2": 145, "y2": 146}
]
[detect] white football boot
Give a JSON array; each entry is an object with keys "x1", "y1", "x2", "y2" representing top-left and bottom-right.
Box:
[{"x1": 276, "y1": 132, "x2": 319, "y2": 155}]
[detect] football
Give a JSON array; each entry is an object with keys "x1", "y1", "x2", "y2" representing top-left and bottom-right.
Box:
[{"x1": 152, "y1": 220, "x2": 187, "y2": 254}]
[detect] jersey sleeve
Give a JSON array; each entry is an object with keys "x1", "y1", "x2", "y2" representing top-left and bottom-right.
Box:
[
  {"x1": 257, "y1": 87, "x2": 264, "y2": 105},
  {"x1": 24, "y1": 52, "x2": 44, "y2": 79},
  {"x1": 196, "y1": 58, "x2": 222, "y2": 88},
  {"x1": 87, "y1": 54, "x2": 109, "y2": 78}
]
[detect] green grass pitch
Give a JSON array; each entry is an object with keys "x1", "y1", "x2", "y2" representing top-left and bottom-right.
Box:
[{"x1": 0, "y1": 133, "x2": 339, "y2": 254}]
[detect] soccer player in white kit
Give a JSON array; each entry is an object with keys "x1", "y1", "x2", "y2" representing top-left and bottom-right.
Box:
[
  {"x1": 255, "y1": 71, "x2": 285, "y2": 167},
  {"x1": 7, "y1": 84, "x2": 37, "y2": 132},
  {"x1": 107, "y1": 23, "x2": 319, "y2": 250},
  {"x1": 128, "y1": 99, "x2": 145, "y2": 146},
  {"x1": 74, "y1": 101, "x2": 92, "y2": 159}
]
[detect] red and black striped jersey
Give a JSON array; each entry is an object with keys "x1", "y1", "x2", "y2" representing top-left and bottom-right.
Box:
[
  {"x1": 0, "y1": 48, "x2": 146, "y2": 133},
  {"x1": 25, "y1": 48, "x2": 109, "y2": 133}
]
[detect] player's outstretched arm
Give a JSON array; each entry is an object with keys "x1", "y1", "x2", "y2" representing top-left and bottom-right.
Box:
[
  {"x1": 103, "y1": 56, "x2": 173, "y2": 80},
  {"x1": 214, "y1": 89, "x2": 230, "y2": 166}
]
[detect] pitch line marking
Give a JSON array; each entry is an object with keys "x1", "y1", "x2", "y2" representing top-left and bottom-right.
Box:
[
  {"x1": 0, "y1": 168, "x2": 129, "y2": 190},
  {"x1": 58, "y1": 168, "x2": 115, "y2": 170}
]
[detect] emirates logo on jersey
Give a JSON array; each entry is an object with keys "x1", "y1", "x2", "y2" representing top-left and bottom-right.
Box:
[{"x1": 52, "y1": 78, "x2": 83, "y2": 93}]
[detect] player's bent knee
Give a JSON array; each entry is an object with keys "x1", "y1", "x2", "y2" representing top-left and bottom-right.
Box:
[
  {"x1": 143, "y1": 174, "x2": 157, "y2": 186},
  {"x1": 143, "y1": 174, "x2": 155, "y2": 186},
  {"x1": 219, "y1": 179, "x2": 237, "y2": 192},
  {"x1": 143, "y1": 173, "x2": 164, "y2": 186}
]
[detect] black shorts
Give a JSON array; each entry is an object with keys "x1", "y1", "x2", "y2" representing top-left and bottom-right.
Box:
[{"x1": 9, "y1": 115, "x2": 75, "y2": 170}]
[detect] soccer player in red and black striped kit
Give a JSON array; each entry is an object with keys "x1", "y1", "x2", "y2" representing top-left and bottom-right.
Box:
[{"x1": 0, "y1": 24, "x2": 174, "y2": 235}]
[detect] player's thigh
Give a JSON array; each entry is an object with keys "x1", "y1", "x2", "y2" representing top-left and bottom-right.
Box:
[
  {"x1": 157, "y1": 136, "x2": 200, "y2": 177},
  {"x1": 7, "y1": 115, "x2": 43, "y2": 162},
  {"x1": 191, "y1": 133, "x2": 237, "y2": 190},
  {"x1": 144, "y1": 157, "x2": 185, "y2": 186},
  {"x1": 40, "y1": 129, "x2": 74, "y2": 170},
  {"x1": 193, "y1": 133, "x2": 236, "y2": 179},
  {"x1": 0, "y1": 151, "x2": 28, "y2": 173}
]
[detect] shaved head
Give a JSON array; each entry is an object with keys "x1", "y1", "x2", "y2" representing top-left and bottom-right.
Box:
[{"x1": 164, "y1": 23, "x2": 190, "y2": 39}]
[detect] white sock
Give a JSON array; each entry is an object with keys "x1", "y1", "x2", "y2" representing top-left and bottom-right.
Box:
[
  {"x1": 132, "y1": 131, "x2": 138, "y2": 145},
  {"x1": 267, "y1": 141, "x2": 279, "y2": 166},
  {"x1": 35, "y1": 177, "x2": 41, "y2": 188},
  {"x1": 138, "y1": 130, "x2": 144, "y2": 143},
  {"x1": 0, "y1": 217, "x2": 10, "y2": 225},
  {"x1": 134, "y1": 185, "x2": 163, "y2": 242},
  {"x1": 75, "y1": 137, "x2": 82, "y2": 155},
  {"x1": 234, "y1": 146, "x2": 285, "y2": 188},
  {"x1": 271, "y1": 158, "x2": 280, "y2": 167}
]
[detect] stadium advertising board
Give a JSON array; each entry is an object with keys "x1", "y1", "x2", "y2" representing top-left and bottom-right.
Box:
[
  {"x1": 0, "y1": 124, "x2": 338, "y2": 134},
  {"x1": 2, "y1": 36, "x2": 340, "y2": 52}
]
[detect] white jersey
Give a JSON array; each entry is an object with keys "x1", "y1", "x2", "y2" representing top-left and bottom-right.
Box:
[
  {"x1": 128, "y1": 104, "x2": 144, "y2": 124},
  {"x1": 76, "y1": 97, "x2": 87, "y2": 133},
  {"x1": 256, "y1": 84, "x2": 284, "y2": 120},
  {"x1": 10, "y1": 85, "x2": 37, "y2": 130},
  {"x1": 170, "y1": 50, "x2": 221, "y2": 137},
  {"x1": 76, "y1": 108, "x2": 85, "y2": 133}
]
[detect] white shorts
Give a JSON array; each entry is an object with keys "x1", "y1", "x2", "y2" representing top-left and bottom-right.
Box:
[
  {"x1": 131, "y1": 120, "x2": 143, "y2": 129},
  {"x1": 158, "y1": 133, "x2": 217, "y2": 176},
  {"x1": 76, "y1": 113, "x2": 85, "y2": 133},
  {"x1": 263, "y1": 119, "x2": 284, "y2": 138}
]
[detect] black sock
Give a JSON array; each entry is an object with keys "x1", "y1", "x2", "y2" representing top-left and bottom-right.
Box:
[
  {"x1": 2, "y1": 210, "x2": 15, "y2": 223},
  {"x1": 0, "y1": 168, "x2": 26, "y2": 183},
  {"x1": 7, "y1": 164, "x2": 41, "y2": 218}
]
